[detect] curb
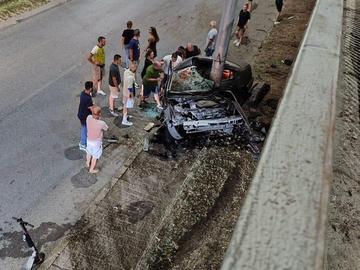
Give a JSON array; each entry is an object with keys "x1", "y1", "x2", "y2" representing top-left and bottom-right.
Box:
[{"x1": 0, "y1": 0, "x2": 71, "y2": 31}]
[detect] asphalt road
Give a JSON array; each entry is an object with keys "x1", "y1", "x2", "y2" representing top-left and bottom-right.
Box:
[{"x1": 0, "y1": 0, "x2": 227, "y2": 268}]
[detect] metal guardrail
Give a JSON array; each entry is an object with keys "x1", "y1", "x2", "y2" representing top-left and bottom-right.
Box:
[{"x1": 221, "y1": 0, "x2": 343, "y2": 269}]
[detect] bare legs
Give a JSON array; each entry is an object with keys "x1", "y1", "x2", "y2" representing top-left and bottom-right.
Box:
[
  {"x1": 95, "y1": 79, "x2": 106, "y2": 96},
  {"x1": 86, "y1": 154, "x2": 98, "y2": 173},
  {"x1": 92, "y1": 79, "x2": 102, "y2": 92},
  {"x1": 140, "y1": 85, "x2": 144, "y2": 102},
  {"x1": 234, "y1": 28, "x2": 245, "y2": 47},
  {"x1": 275, "y1": 11, "x2": 282, "y2": 24},
  {"x1": 154, "y1": 93, "x2": 161, "y2": 107},
  {"x1": 123, "y1": 106, "x2": 128, "y2": 120},
  {"x1": 109, "y1": 95, "x2": 114, "y2": 111},
  {"x1": 121, "y1": 101, "x2": 133, "y2": 125}
]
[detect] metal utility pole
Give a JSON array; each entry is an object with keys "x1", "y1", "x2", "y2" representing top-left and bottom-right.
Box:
[{"x1": 210, "y1": 0, "x2": 238, "y2": 87}]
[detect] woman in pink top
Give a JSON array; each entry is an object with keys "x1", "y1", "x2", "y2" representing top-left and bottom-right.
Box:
[{"x1": 86, "y1": 106, "x2": 108, "y2": 173}]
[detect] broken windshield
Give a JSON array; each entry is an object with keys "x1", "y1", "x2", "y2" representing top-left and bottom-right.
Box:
[{"x1": 169, "y1": 66, "x2": 214, "y2": 93}]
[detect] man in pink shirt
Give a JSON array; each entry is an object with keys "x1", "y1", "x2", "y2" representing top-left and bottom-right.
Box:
[{"x1": 86, "y1": 106, "x2": 109, "y2": 173}]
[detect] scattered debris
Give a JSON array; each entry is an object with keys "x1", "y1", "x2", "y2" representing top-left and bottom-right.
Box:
[
  {"x1": 125, "y1": 201, "x2": 155, "y2": 224},
  {"x1": 143, "y1": 137, "x2": 150, "y2": 151},
  {"x1": 144, "y1": 122, "x2": 155, "y2": 132},
  {"x1": 281, "y1": 58, "x2": 293, "y2": 65},
  {"x1": 103, "y1": 136, "x2": 120, "y2": 144},
  {"x1": 256, "y1": 28, "x2": 268, "y2": 33}
]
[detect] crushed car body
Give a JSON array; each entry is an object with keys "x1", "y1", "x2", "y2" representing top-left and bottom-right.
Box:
[{"x1": 163, "y1": 56, "x2": 260, "y2": 143}]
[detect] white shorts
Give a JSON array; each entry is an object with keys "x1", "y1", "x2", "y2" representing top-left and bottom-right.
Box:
[
  {"x1": 86, "y1": 140, "x2": 103, "y2": 159},
  {"x1": 109, "y1": 85, "x2": 119, "y2": 98}
]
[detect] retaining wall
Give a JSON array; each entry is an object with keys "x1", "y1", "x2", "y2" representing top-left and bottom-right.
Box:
[{"x1": 221, "y1": 0, "x2": 343, "y2": 269}]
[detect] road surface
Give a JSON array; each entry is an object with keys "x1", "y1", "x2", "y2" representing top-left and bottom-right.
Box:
[{"x1": 0, "y1": 0, "x2": 224, "y2": 268}]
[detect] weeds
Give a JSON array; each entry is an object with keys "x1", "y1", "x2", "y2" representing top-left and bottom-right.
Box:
[{"x1": 0, "y1": 0, "x2": 48, "y2": 21}]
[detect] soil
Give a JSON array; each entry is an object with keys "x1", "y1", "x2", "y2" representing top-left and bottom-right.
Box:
[
  {"x1": 326, "y1": 0, "x2": 360, "y2": 269},
  {"x1": 0, "y1": 0, "x2": 48, "y2": 21}
]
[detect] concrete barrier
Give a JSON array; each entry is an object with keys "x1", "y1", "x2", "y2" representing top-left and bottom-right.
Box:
[{"x1": 221, "y1": 0, "x2": 343, "y2": 269}]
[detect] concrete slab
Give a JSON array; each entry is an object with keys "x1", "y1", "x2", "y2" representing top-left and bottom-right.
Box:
[{"x1": 221, "y1": 0, "x2": 343, "y2": 269}]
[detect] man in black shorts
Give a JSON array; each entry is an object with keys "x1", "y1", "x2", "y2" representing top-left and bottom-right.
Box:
[
  {"x1": 275, "y1": 0, "x2": 285, "y2": 24},
  {"x1": 142, "y1": 61, "x2": 163, "y2": 110},
  {"x1": 233, "y1": 3, "x2": 251, "y2": 47}
]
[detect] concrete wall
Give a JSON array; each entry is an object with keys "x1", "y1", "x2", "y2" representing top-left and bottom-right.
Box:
[{"x1": 221, "y1": 0, "x2": 343, "y2": 269}]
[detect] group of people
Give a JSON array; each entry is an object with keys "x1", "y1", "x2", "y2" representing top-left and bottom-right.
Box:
[
  {"x1": 77, "y1": 81, "x2": 108, "y2": 174},
  {"x1": 77, "y1": 20, "x2": 216, "y2": 173},
  {"x1": 233, "y1": 0, "x2": 286, "y2": 46},
  {"x1": 76, "y1": 0, "x2": 287, "y2": 173}
]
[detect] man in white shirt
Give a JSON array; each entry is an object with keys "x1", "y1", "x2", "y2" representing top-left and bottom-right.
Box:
[
  {"x1": 122, "y1": 62, "x2": 137, "y2": 126},
  {"x1": 161, "y1": 52, "x2": 182, "y2": 88}
]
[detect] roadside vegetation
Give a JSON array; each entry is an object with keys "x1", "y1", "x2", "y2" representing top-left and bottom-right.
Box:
[{"x1": 0, "y1": 0, "x2": 48, "y2": 21}]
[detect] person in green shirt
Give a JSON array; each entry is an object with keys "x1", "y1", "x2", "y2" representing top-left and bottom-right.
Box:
[{"x1": 141, "y1": 60, "x2": 163, "y2": 109}]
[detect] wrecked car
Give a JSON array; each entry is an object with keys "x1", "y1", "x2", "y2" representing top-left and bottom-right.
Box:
[{"x1": 163, "y1": 56, "x2": 262, "y2": 142}]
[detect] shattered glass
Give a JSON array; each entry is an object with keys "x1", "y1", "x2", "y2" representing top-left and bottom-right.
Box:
[{"x1": 170, "y1": 66, "x2": 214, "y2": 93}]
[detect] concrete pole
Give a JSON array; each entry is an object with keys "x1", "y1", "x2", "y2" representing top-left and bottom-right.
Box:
[{"x1": 210, "y1": 0, "x2": 238, "y2": 87}]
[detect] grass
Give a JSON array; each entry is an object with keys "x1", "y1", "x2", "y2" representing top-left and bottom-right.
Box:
[{"x1": 0, "y1": 0, "x2": 49, "y2": 21}]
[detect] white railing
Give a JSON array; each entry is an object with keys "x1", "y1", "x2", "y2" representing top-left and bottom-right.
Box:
[{"x1": 221, "y1": 0, "x2": 343, "y2": 269}]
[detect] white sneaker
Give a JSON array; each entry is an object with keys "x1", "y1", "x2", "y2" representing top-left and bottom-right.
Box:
[
  {"x1": 97, "y1": 89, "x2": 106, "y2": 96},
  {"x1": 79, "y1": 143, "x2": 87, "y2": 151},
  {"x1": 233, "y1": 39, "x2": 238, "y2": 45},
  {"x1": 156, "y1": 105, "x2": 164, "y2": 110},
  {"x1": 274, "y1": 21, "x2": 280, "y2": 25},
  {"x1": 109, "y1": 109, "x2": 119, "y2": 117},
  {"x1": 235, "y1": 40, "x2": 241, "y2": 47},
  {"x1": 122, "y1": 119, "x2": 133, "y2": 126}
]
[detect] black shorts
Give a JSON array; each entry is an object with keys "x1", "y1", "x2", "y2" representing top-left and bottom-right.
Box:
[
  {"x1": 276, "y1": 0, "x2": 283, "y2": 12},
  {"x1": 143, "y1": 85, "x2": 160, "y2": 97}
]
